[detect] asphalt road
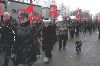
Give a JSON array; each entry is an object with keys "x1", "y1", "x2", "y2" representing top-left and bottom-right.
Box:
[
  {"x1": 42, "y1": 31, "x2": 100, "y2": 66},
  {"x1": 0, "y1": 31, "x2": 100, "y2": 66}
]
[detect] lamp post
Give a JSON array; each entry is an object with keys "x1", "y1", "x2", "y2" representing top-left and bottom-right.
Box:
[
  {"x1": 5, "y1": 0, "x2": 8, "y2": 12},
  {"x1": 30, "y1": 0, "x2": 32, "y2": 3}
]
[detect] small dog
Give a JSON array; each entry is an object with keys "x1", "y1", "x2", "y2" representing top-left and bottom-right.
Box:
[{"x1": 75, "y1": 40, "x2": 82, "y2": 54}]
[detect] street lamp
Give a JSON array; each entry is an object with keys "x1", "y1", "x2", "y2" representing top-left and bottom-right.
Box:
[{"x1": 30, "y1": 0, "x2": 32, "y2": 3}]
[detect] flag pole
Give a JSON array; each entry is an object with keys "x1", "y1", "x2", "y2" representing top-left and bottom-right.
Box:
[
  {"x1": 5, "y1": 0, "x2": 8, "y2": 12},
  {"x1": 30, "y1": 0, "x2": 34, "y2": 26}
]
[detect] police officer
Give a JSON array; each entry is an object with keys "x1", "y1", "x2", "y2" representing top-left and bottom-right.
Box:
[{"x1": 0, "y1": 12, "x2": 16, "y2": 66}]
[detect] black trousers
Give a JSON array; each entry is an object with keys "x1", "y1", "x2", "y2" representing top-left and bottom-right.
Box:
[
  {"x1": 76, "y1": 46, "x2": 81, "y2": 52},
  {"x1": 76, "y1": 30, "x2": 79, "y2": 37},
  {"x1": 98, "y1": 31, "x2": 100, "y2": 39},
  {"x1": 59, "y1": 35, "x2": 68, "y2": 49},
  {"x1": 70, "y1": 31, "x2": 75, "y2": 38},
  {"x1": 3, "y1": 46, "x2": 12, "y2": 66},
  {"x1": 42, "y1": 39, "x2": 54, "y2": 59}
]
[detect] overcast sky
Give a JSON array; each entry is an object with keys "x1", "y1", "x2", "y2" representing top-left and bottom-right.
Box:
[
  {"x1": 57, "y1": 0, "x2": 100, "y2": 15},
  {"x1": 33, "y1": 0, "x2": 100, "y2": 15}
]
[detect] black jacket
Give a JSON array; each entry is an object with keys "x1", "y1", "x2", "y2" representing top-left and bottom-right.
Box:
[
  {"x1": 42, "y1": 25, "x2": 56, "y2": 40},
  {"x1": 0, "y1": 22, "x2": 16, "y2": 47},
  {"x1": 12, "y1": 24, "x2": 40, "y2": 63}
]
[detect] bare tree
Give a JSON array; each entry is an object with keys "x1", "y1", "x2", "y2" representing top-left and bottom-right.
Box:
[{"x1": 60, "y1": 3, "x2": 67, "y2": 17}]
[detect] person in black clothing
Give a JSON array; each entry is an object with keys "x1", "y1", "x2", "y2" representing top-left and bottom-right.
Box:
[
  {"x1": 0, "y1": 15, "x2": 3, "y2": 22},
  {"x1": 69, "y1": 23, "x2": 75, "y2": 39},
  {"x1": 50, "y1": 22, "x2": 57, "y2": 46},
  {"x1": 0, "y1": 12, "x2": 16, "y2": 66},
  {"x1": 12, "y1": 12, "x2": 40, "y2": 66},
  {"x1": 98, "y1": 23, "x2": 100, "y2": 39},
  {"x1": 75, "y1": 22, "x2": 80, "y2": 37},
  {"x1": 0, "y1": 15, "x2": 3, "y2": 53},
  {"x1": 82, "y1": 21, "x2": 87, "y2": 34},
  {"x1": 88, "y1": 23, "x2": 92, "y2": 35},
  {"x1": 42, "y1": 21, "x2": 56, "y2": 64}
]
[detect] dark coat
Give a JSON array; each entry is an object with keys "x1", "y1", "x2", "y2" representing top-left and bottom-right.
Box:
[
  {"x1": 42, "y1": 24, "x2": 56, "y2": 51},
  {"x1": 0, "y1": 22, "x2": 16, "y2": 47},
  {"x1": 12, "y1": 23, "x2": 40, "y2": 64}
]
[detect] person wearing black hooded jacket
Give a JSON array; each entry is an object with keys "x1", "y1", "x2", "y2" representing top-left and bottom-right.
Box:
[{"x1": 0, "y1": 12, "x2": 16, "y2": 66}]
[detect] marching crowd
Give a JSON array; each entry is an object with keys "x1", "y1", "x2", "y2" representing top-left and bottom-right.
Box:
[{"x1": 0, "y1": 12, "x2": 100, "y2": 66}]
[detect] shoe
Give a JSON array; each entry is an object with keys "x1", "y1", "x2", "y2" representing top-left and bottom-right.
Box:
[
  {"x1": 59, "y1": 48, "x2": 61, "y2": 51},
  {"x1": 44, "y1": 60, "x2": 50, "y2": 64},
  {"x1": 49, "y1": 56, "x2": 52, "y2": 60},
  {"x1": 44, "y1": 57, "x2": 49, "y2": 64},
  {"x1": 63, "y1": 47, "x2": 65, "y2": 50}
]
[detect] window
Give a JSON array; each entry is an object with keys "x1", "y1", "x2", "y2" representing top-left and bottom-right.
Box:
[
  {"x1": 27, "y1": 0, "x2": 30, "y2": 3},
  {"x1": 24, "y1": 0, "x2": 27, "y2": 3},
  {"x1": 9, "y1": 0, "x2": 31, "y2": 3},
  {"x1": 18, "y1": 0, "x2": 23, "y2": 2},
  {"x1": 15, "y1": 0, "x2": 18, "y2": 1}
]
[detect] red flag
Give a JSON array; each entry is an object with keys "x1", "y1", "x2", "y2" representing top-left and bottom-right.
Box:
[
  {"x1": 18, "y1": 4, "x2": 34, "y2": 25},
  {"x1": 29, "y1": 16, "x2": 33, "y2": 25},
  {"x1": 18, "y1": 4, "x2": 33, "y2": 14},
  {"x1": 76, "y1": 9, "x2": 80, "y2": 20},
  {"x1": 26, "y1": 4, "x2": 33, "y2": 14},
  {"x1": 36, "y1": 13, "x2": 40, "y2": 21},
  {"x1": 50, "y1": 5, "x2": 58, "y2": 17},
  {"x1": 0, "y1": 0, "x2": 2, "y2": 16},
  {"x1": 27, "y1": 4, "x2": 34, "y2": 24}
]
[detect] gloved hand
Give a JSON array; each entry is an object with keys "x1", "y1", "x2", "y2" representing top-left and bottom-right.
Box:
[
  {"x1": 37, "y1": 54, "x2": 41, "y2": 59},
  {"x1": 11, "y1": 54, "x2": 16, "y2": 58}
]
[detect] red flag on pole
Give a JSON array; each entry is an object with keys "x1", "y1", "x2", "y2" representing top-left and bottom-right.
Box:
[
  {"x1": 18, "y1": 4, "x2": 33, "y2": 14},
  {"x1": 26, "y1": 4, "x2": 34, "y2": 25},
  {"x1": 26, "y1": 4, "x2": 33, "y2": 14},
  {"x1": 29, "y1": 16, "x2": 33, "y2": 25},
  {"x1": 50, "y1": 5, "x2": 58, "y2": 17},
  {"x1": 36, "y1": 13, "x2": 40, "y2": 21},
  {"x1": 0, "y1": 0, "x2": 2, "y2": 16},
  {"x1": 18, "y1": 4, "x2": 34, "y2": 25},
  {"x1": 76, "y1": 9, "x2": 80, "y2": 20}
]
